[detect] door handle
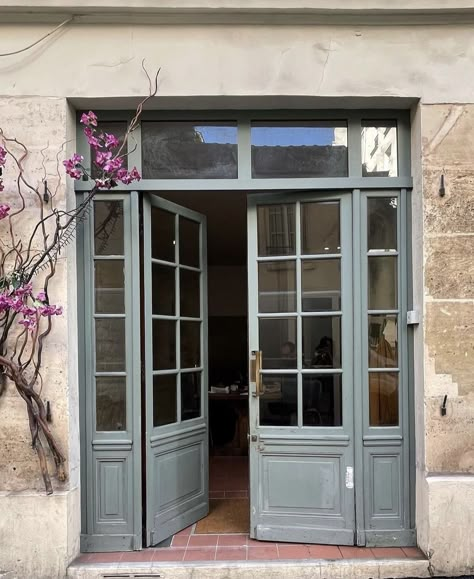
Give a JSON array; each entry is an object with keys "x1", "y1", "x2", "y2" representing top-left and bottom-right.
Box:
[{"x1": 255, "y1": 350, "x2": 263, "y2": 397}]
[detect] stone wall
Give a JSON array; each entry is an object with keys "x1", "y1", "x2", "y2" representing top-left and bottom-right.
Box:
[
  {"x1": 0, "y1": 97, "x2": 80, "y2": 578},
  {"x1": 420, "y1": 104, "x2": 474, "y2": 574}
]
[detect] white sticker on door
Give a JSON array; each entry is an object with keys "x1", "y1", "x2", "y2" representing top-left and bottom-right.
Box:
[{"x1": 345, "y1": 466, "x2": 354, "y2": 489}]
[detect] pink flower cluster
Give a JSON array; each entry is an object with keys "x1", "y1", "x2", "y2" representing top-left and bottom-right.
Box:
[
  {"x1": 63, "y1": 111, "x2": 141, "y2": 190},
  {"x1": 0, "y1": 145, "x2": 6, "y2": 192},
  {"x1": 0, "y1": 283, "x2": 63, "y2": 331}
]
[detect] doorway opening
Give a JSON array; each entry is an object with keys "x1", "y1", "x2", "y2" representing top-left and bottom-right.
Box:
[{"x1": 157, "y1": 190, "x2": 250, "y2": 537}]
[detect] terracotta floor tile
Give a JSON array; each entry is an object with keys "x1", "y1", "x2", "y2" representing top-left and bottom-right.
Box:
[
  {"x1": 121, "y1": 550, "x2": 154, "y2": 562},
  {"x1": 217, "y1": 534, "x2": 248, "y2": 547},
  {"x1": 247, "y1": 538, "x2": 275, "y2": 547},
  {"x1": 183, "y1": 548, "x2": 216, "y2": 561},
  {"x1": 74, "y1": 554, "x2": 91, "y2": 563},
  {"x1": 402, "y1": 547, "x2": 425, "y2": 559},
  {"x1": 171, "y1": 535, "x2": 189, "y2": 548},
  {"x1": 216, "y1": 547, "x2": 248, "y2": 561},
  {"x1": 307, "y1": 545, "x2": 342, "y2": 559},
  {"x1": 248, "y1": 546, "x2": 279, "y2": 559},
  {"x1": 175, "y1": 525, "x2": 194, "y2": 536},
  {"x1": 188, "y1": 534, "x2": 219, "y2": 547},
  {"x1": 154, "y1": 548, "x2": 186, "y2": 561},
  {"x1": 277, "y1": 545, "x2": 311, "y2": 559},
  {"x1": 340, "y1": 546, "x2": 374, "y2": 559},
  {"x1": 87, "y1": 552, "x2": 123, "y2": 563},
  {"x1": 371, "y1": 547, "x2": 406, "y2": 558}
]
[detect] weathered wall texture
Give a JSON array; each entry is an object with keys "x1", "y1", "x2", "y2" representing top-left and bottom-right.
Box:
[
  {"x1": 0, "y1": 97, "x2": 80, "y2": 578},
  {"x1": 420, "y1": 104, "x2": 474, "y2": 574}
]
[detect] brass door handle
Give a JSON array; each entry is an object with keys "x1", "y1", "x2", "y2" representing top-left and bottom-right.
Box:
[{"x1": 255, "y1": 350, "x2": 263, "y2": 397}]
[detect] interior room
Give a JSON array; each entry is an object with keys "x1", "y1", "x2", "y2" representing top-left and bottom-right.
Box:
[{"x1": 159, "y1": 190, "x2": 250, "y2": 534}]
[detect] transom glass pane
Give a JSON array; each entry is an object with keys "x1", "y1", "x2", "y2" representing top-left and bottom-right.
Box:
[
  {"x1": 251, "y1": 121, "x2": 348, "y2": 178},
  {"x1": 259, "y1": 318, "x2": 297, "y2": 369},
  {"x1": 303, "y1": 375, "x2": 342, "y2": 427},
  {"x1": 362, "y1": 120, "x2": 398, "y2": 177},
  {"x1": 142, "y1": 121, "x2": 238, "y2": 179},
  {"x1": 96, "y1": 376, "x2": 126, "y2": 431},
  {"x1": 94, "y1": 201, "x2": 124, "y2": 256},
  {"x1": 301, "y1": 202, "x2": 340, "y2": 254},
  {"x1": 257, "y1": 204, "x2": 296, "y2": 256},
  {"x1": 258, "y1": 261, "x2": 296, "y2": 313},
  {"x1": 302, "y1": 259, "x2": 341, "y2": 312},
  {"x1": 259, "y1": 374, "x2": 297, "y2": 426},
  {"x1": 368, "y1": 197, "x2": 398, "y2": 251}
]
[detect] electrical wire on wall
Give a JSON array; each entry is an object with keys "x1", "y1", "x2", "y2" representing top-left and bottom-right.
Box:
[{"x1": 0, "y1": 16, "x2": 75, "y2": 57}]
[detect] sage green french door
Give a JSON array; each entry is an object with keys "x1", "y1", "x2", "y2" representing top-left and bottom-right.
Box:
[
  {"x1": 247, "y1": 190, "x2": 413, "y2": 546},
  {"x1": 143, "y1": 194, "x2": 209, "y2": 546},
  {"x1": 248, "y1": 192, "x2": 355, "y2": 545}
]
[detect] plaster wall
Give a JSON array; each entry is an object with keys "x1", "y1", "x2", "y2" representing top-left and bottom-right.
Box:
[{"x1": 0, "y1": 17, "x2": 473, "y2": 579}]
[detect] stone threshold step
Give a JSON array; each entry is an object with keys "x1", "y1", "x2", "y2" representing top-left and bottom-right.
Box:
[{"x1": 68, "y1": 557, "x2": 431, "y2": 579}]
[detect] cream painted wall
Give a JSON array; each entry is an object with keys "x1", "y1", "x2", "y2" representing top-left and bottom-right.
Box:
[{"x1": 0, "y1": 15, "x2": 473, "y2": 579}]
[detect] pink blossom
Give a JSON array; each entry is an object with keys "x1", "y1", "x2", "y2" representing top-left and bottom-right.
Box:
[
  {"x1": 39, "y1": 304, "x2": 63, "y2": 317},
  {"x1": 95, "y1": 151, "x2": 112, "y2": 168},
  {"x1": 103, "y1": 156, "x2": 123, "y2": 173},
  {"x1": 87, "y1": 134, "x2": 102, "y2": 149},
  {"x1": 94, "y1": 178, "x2": 113, "y2": 190},
  {"x1": 0, "y1": 204, "x2": 10, "y2": 219},
  {"x1": 0, "y1": 146, "x2": 6, "y2": 166},
  {"x1": 117, "y1": 167, "x2": 141, "y2": 185},
  {"x1": 129, "y1": 167, "x2": 141, "y2": 181},
  {"x1": 104, "y1": 133, "x2": 120, "y2": 149},
  {"x1": 63, "y1": 154, "x2": 84, "y2": 179},
  {"x1": 80, "y1": 111, "x2": 98, "y2": 127},
  {"x1": 14, "y1": 283, "x2": 32, "y2": 297},
  {"x1": 36, "y1": 291, "x2": 47, "y2": 302},
  {"x1": 0, "y1": 180, "x2": 4, "y2": 192}
]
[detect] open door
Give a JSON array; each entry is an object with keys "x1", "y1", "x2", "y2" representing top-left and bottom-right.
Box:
[
  {"x1": 143, "y1": 194, "x2": 208, "y2": 546},
  {"x1": 247, "y1": 193, "x2": 355, "y2": 545}
]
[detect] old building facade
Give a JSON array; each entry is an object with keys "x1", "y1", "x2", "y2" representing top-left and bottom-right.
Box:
[{"x1": 0, "y1": 2, "x2": 473, "y2": 578}]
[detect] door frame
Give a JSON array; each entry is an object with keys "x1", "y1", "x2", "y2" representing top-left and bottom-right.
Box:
[{"x1": 77, "y1": 109, "x2": 415, "y2": 552}]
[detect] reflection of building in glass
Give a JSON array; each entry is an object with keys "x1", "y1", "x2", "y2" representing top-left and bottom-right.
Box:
[{"x1": 362, "y1": 124, "x2": 398, "y2": 177}]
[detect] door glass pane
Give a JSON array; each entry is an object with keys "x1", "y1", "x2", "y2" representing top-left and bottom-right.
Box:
[
  {"x1": 180, "y1": 269, "x2": 200, "y2": 318},
  {"x1": 368, "y1": 256, "x2": 398, "y2": 310},
  {"x1": 260, "y1": 374, "x2": 297, "y2": 426},
  {"x1": 259, "y1": 318, "x2": 297, "y2": 369},
  {"x1": 91, "y1": 121, "x2": 128, "y2": 179},
  {"x1": 257, "y1": 204, "x2": 296, "y2": 256},
  {"x1": 369, "y1": 315, "x2": 398, "y2": 368},
  {"x1": 142, "y1": 121, "x2": 238, "y2": 179},
  {"x1": 258, "y1": 261, "x2": 296, "y2": 313},
  {"x1": 153, "y1": 320, "x2": 176, "y2": 370},
  {"x1": 303, "y1": 375, "x2": 342, "y2": 427},
  {"x1": 152, "y1": 264, "x2": 175, "y2": 315},
  {"x1": 153, "y1": 374, "x2": 177, "y2": 426},
  {"x1": 368, "y1": 197, "x2": 398, "y2": 251},
  {"x1": 181, "y1": 372, "x2": 201, "y2": 421},
  {"x1": 96, "y1": 376, "x2": 126, "y2": 431},
  {"x1": 303, "y1": 316, "x2": 341, "y2": 369},
  {"x1": 95, "y1": 318, "x2": 125, "y2": 372},
  {"x1": 369, "y1": 372, "x2": 399, "y2": 426},
  {"x1": 94, "y1": 201, "x2": 124, "y2": 256},
  {"x1": 251, "y1": 121, "x2": 348, "y2": 178},
  {"x1": 181, "y1": 321, "x2": 201, "y2": 368},
  {"x1": 302, "y1": 259, "x2": 341, "y2": 312},
  {"x1": 95, "y1": 260, "x2": 124, "y2": 314},
  {"x1": 180, "y1": 217, "x2": 200, "y2": 268},
  {"x1": 362, "y1": 121, "x2": 398, "y2": 177},
  {"x1": 301, "y1": 202, "x2": 340, "y2": 254},
  {"x1": 151, "y1": 207, "x2": 175, "y2": 262}
]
